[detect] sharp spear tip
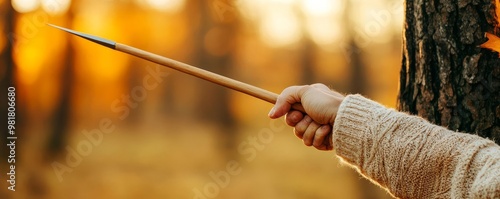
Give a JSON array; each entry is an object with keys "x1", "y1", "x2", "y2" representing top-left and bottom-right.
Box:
[
  {"x1": 46, "y1": 24, "x2": 117, "y2": 49},
  {"x1": 47, "y1": 24, "x2": 62, "y2": 31},
  {"x1": 47, "y1": 24, "x2": 71, "y2": 35},
  {"x1": 47, "y1": 23, "x2": 61, "y2": 29}
]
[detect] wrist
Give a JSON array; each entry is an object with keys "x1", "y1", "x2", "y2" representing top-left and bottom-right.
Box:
[{"x1": 328, "y1": 95, "x2": 344, "y2": 125}]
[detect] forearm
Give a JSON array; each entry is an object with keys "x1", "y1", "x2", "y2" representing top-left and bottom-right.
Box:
[{"x1": 332, "y1": 95, "x2": 500, "y2": 198}]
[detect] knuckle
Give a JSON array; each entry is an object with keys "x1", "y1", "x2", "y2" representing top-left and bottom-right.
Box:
[
  {"x1": 296, "y1": 123, "x2": 306, "y2": 132},
  {"x1": 285, "y1": 117, "x2": 295, "y2": 126},
  {"x1": 298, "y1": 85, "x2": 311, "y2": 94},
  {"x1": 287, "y1": 111, "x2": 302, "y2": 124}
]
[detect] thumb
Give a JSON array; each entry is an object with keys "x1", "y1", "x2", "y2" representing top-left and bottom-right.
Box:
[
  {"x1": 268, "y1": 102, "x2": 291, "y2": 119},
  {"x1": 268, "y1": 86, "x2": 305, "y2": 119}
]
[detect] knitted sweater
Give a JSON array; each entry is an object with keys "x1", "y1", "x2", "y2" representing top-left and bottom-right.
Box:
[{"x1": 332, "y1": 95, "x2": 500, "y2": 199}]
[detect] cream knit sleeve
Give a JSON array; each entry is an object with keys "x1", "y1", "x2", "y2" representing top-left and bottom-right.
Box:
[{"x1": 332, "y1": 94, "x2": 500, "y2": 199}]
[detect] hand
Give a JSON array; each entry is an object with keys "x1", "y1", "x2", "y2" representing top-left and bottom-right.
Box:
[{"x1": 268, "y1": 84, "x2": 345, "y2": 151}]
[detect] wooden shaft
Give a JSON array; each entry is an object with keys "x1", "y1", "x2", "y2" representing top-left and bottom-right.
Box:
[
  {"x1": 117, "y1": 43, "x2": 278, "y2": 103},
  {"x1": 116, "y1": 43, "x2": 305, "y2": 112}
]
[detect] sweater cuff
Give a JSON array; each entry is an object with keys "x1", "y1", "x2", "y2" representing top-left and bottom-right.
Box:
[{"x1": 332, "y1": 94, "x2": 385, "y2": 166}]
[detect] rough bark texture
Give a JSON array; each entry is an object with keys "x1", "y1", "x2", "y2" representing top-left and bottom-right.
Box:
[{"x1": 398, "y1": 0, "x2": 500, "y2": 143}]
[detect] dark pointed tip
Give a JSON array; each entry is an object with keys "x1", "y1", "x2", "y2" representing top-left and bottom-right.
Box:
[{"x1": 48, "y1": 23, "x2": 116, "y2": 49}]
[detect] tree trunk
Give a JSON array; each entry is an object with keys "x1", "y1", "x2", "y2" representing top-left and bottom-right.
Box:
[
  {"x1": 192, "y1": 0, "x2": 235, "y2": 125},
  {"x1": 190, "y1": 0, "x2": 238, "y2": 157},
  {"x1": 342, "y1": 1, "x2": 385, "y2": 198},
  {"x1": 299, "y1": 37, "x2": 316, "y2": 84},
  {"x1": 347, "y1": 39, "x2": 367, "y2": 94},
  {"x1": 0, "y1": 0, "x2": 16, "y2": 163},
  {"x1": 398, "y1": 0, "x2": 500, "y2": 143},
  {"x1": 47, "y1": 11, "x2": 75, "y2": 156}
]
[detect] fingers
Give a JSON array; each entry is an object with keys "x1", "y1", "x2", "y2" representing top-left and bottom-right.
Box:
[
  {"x1": 293, "y1": 115, "x2": 313, "y2": 139},
  {"x1": 313, "y1": 125, "x2": 331, "y2": 150},
  {"x1": 268, "y1": 83, "x2": 338, "y2": 151},
  {"x1": 292, "y1": 115, "x2": 333, "y2": 151},
  {"x1": 302, "y1": 120, "x2": 321, "y2": 146},
  {"x1": 320, "y1": 133, "x2": 333, "y2": 151}
]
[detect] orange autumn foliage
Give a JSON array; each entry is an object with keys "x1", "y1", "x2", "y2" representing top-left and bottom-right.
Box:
[
  {"x1": 497, "y1": 0, "x2": 500, "y2": 27},
  {"x1": 480, "y1": 0, "x2": 500, "y2": 57},
  {"x1": 480, "y1": 32, "x2": 500, "y2": 57}
]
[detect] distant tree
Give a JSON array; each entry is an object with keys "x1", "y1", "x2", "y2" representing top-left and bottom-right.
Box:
[
  {"x1": 0, "y1": 0, "x2": 17, "y2": 162},
  {"x1": 398, "y1": 0, "x2": 500, "y2": 143},
  {"x1": 192, "y1": 0, "x2": 236, "y2": 126},
  {"x1": 340, "y1": 1, "x2": 390, "y2": 198},
  {"x1": 183, "y1": 0, "x2": 239, "y2": 155},
  {"x1": 298, "y1": 25, "x2": 316, "y2": 84},
  {"x1": 47, "y1": 8, "x2": 76, "y2": 156}
]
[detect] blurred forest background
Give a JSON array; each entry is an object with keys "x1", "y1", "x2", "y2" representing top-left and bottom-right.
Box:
[{"x1": 0, "y1": 0, "x2": 403, "y2": 198}]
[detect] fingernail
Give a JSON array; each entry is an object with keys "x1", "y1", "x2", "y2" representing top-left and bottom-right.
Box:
[{"x1": 268, "y1": 107, "x2": 276, "y2": 117}]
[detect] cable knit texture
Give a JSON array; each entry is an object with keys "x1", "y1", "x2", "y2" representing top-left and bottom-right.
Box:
[{"x1": 332, "y1": 94, "x2": 500, "y2": 199}]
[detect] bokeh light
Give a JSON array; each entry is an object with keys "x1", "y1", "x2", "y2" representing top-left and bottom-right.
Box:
[
  {"x1": 306, "y1": 20, "x2": 343, "y2": 46},
  {"x1": 72, "y1": 11, "x2": 129, "y2": 80},
  {"x1": 301, "y1": 0, "x2": 342, "y2": 17},
  {"x1": 267, "y1": 0, "x2": 295, "y2": 5},
  {"x1": 1, "y1": 0, "x2": 404, "y2": 198},
  {"x1": 16, "y1": 44, "x2": 44, "y2": 84},
  {"x1": 137, "y1": 0, "x2": 185, "y2": 13},
  {"x1": 259, "y1": 9, "x2": 302, "y2": 48},
  {"x1": 301, "y1": 0, "x2": 344, "y2": 48},
  {"x1": 40, "y1": 0, "x2": 71, "y2": 15},
  {"x1": 351, "y1": 0, "x2": 396, "y2": 44},
  {"x1": 12, "y1": 0, "x2": 40, "y2": 13}
]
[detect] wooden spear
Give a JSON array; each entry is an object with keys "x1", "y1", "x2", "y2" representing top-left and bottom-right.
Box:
[{"x1": 48, "y1": 24, "x2": 304, "y2": 111}]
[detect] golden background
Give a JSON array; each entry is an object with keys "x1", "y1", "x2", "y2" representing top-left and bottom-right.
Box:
[{"x1": 1, "y1": 0, "x2": 402, "y2": 198}]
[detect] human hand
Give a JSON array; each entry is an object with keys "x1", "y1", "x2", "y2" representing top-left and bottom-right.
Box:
[{"x1": 268, "y1": 84, "x2": 345, "y2": 151}]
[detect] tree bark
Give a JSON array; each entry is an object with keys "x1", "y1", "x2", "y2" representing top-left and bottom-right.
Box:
[{"x1": 398, "y1": 0, "x2": 500, "y2": 143}]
